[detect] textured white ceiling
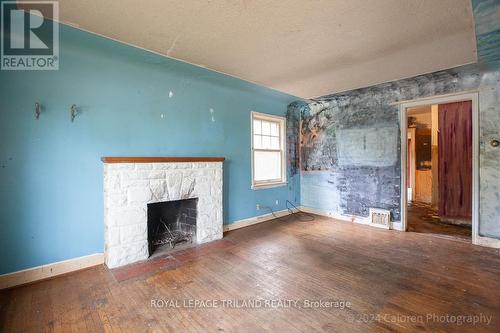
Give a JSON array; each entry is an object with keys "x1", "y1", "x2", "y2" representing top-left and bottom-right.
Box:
[{"x1": 53, "y1": 0, "x2": 477, "y2": 98}]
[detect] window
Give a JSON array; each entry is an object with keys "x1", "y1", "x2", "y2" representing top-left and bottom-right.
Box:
[{"x1": 251, "y1": 111, "x2": 286, "y2": 189}]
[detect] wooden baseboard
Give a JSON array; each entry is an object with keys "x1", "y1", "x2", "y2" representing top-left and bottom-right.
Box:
[
  {"x1": 299, "y1": 206, "x2": 402, "y2": 230},
  {"x1": 298, "y1": 208, "x2": 500, "y2": 249},
  {"x1": 474, "y1": 235, "x2": 500, "y2": 249},
  {"x1": 0, "y1": 253, "x2": 104, "y2": 290},
  {"x1": 390, "y1": 221, "x2": 405, "y2": 231},
  {"x1": 224, "y1": 209, "x2": 291, "y2": 232},
  {"x1": 299, "y1": 206, "x2": 369, "y2": 223}
]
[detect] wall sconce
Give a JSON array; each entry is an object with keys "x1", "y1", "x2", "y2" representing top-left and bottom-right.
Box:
[
  {"x1": 70, "y1": 104, "x2": 78, "y2": 122},
  {"x1": 35, "y1": 102, "x2": 41, "y2": 119}
]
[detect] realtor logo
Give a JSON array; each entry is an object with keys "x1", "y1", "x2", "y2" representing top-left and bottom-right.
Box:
[{"x1": 1, "y1": 1, "x2": 59, "y2": 70}]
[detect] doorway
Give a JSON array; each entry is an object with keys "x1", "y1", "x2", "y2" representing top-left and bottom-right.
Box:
[{"x1": 400, "y1": 92, "x2": 479, "y2": 243}]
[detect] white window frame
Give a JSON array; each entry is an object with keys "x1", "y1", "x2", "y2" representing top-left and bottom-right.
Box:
[{"x1": 251, "y1": 111, "x2": 287, "y2": 190}]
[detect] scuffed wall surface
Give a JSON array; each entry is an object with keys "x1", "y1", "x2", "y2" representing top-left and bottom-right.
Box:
[
  {"x1": 474, "y1": 0, "x2": 500, "y2": 237},
  {"x1": 473, "y1": 0, "x2": 500, "y2": 65},
  {"x1": 295, "y1": 65, "x2": 500, "y2": 237},
  {"x1": 285, "y1": 101, "x2": 306, "y2": 205},
  {"x1": 286, "y1": 101, "x2": 305, "y2": 177},
  {"x1": 295, "y1": 66, "x2": 480, "y2": 222},
  {"x1": 478, "y1": 69, "x2": 500, "y2": 237},
  {"x1": 289, "y1": 0, "x2": 500, "y2": 238}
]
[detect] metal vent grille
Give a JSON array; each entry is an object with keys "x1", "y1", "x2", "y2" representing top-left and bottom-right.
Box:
[{"x1": 369, "y1": 208, "x2": 390, "y2": 228}]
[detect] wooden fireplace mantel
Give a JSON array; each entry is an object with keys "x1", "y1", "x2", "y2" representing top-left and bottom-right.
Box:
[{"x1": 101, "y1": 157, "x2": 225, "y2": 163}]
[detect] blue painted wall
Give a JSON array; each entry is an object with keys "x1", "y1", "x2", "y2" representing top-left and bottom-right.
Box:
[{"x1": 0, "y1": 23, "x2": 299, "y2": 274}]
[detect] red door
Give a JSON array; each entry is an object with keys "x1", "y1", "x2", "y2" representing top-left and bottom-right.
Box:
[{"x1": 438, "y1": 101, "x2": 472, "y2": 218}]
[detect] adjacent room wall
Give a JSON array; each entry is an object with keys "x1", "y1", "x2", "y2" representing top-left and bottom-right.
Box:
[
  {"x1": 288, "y1": 0, "x2": 500, "y2": 238},
  {"x1": 0, "y1": 22, "x2": 300, "y2": 275},
  {"x1": 413, "y1": 115, "x2": 432, "y2": 204},
  {"x1": 431, "y1": 104, "x2": 439, "y2": 208}
]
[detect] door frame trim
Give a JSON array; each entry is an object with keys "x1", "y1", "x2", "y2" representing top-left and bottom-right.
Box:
[{"x1": 399, "y1": 91, "x2": 479, "y2": 244}]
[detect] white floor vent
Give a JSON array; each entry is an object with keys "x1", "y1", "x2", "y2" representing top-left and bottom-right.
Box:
[{"x1": 369, "y1": 208, "x2": 391, "y2": 229}]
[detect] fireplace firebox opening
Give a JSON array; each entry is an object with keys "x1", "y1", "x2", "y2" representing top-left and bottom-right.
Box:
[{"x1": 147, "y1": 198, "x2": 198, "y2": 256}]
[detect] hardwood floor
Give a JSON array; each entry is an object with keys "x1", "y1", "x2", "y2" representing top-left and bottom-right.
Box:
[
  {"x1": 1, "y1": 214, "x2": 499, "y2": 332},
  {"x1": 407, "y1": 201, "x2": 472, "y2": 241}
]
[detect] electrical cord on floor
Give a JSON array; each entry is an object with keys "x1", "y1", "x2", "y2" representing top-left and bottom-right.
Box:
[{"x1": 259, "y1": 200, "x2": 315, "y2": 222}]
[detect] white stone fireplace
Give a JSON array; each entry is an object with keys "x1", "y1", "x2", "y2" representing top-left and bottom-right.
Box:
[{"x1": 102, "y1": 157, "x2": 224, "y2": 268}]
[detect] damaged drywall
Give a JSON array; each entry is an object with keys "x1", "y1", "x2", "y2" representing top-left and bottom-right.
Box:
[
  {"x1": 474, "y1": 0, "x2": 500, "y2": 238},
  {"x1": 290, "y1": 63, "x2": 500, "y2": 234},
  {"x1": 286, "y1": 101, "x2": 303, "y2": 177},
  {"x1": 286, "y1": 1, "x2": 500, "y2": 237},
  {"x1": 336, "y1": 127, "x2": 398, "y2": 167}
]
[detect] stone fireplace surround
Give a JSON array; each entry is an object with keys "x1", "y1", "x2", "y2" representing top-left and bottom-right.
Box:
[{"x1": 102, "y1": 157, "x2": 224, "y2": 268}]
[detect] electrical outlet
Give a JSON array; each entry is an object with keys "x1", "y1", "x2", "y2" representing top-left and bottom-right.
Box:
[
  {"x1": 275, "y1": 200, "x2": 279, "y2": 205},
  {"x1": 256, "y1": 204, "x2": 260, "y2": 210}
]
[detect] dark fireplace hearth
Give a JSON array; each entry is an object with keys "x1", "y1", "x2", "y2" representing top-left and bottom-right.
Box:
[{"x1": 147, "y1": 198, "x2": 198, "y2": 256}]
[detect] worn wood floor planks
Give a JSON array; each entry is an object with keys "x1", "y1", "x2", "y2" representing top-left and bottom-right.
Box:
[{"x1": 1, "y1": 214, "x2": 499, "y2": 332}]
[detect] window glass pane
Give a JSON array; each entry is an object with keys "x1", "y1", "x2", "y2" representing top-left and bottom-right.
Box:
[
  {"x1": 253, "y1": 120, "x2": 261, "y2": 135},
  {"x1": 254, "y1": 151, "x2": 281, "y2": 181},
  {"x1": 270, "y1": 122, "x2": 279, "y2": 136},
  {"x1": 262, "y1": 135, "x2": 271, "y2": 149},
  {"x1": 270, "y1": 136, "x2": 280, "y2": 149},
  {"x1": 253, "y1": 134, "x2": 262, "y2": 149},
  {"x1": 261, "y1": 121, "x2": 271, "y2": 135}
]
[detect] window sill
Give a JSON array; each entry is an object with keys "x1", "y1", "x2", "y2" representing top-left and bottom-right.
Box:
[{"x1": 251, "y1": 182, "x2": 288, "y2": 190}]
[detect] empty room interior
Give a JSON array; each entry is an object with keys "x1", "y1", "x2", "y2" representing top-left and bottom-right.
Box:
[{"x1": 1, "y1": 0, "x2": 500, "y2": 332}]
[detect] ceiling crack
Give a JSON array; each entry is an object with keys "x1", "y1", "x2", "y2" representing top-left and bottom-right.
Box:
[{"x1": 166, "y1": 35, "x2": 181, "y2": 56}]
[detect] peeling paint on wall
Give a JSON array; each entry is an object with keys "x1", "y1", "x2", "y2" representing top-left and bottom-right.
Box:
[
  {"x1": 286, "y1": 101, "x2": 305, "y2": 177},
  {"x1": 287, "y1": 0, "x2": 500, "y2": 236},
  {"x1": 337, "y1": 127, "x2": 398, "y2": 167},
  {"x1": 473, "y1": 0, "x2": 500, "y2": 65},
  {"x1": 290, "y1": 64, "x2": 499, "y2": 228}
]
